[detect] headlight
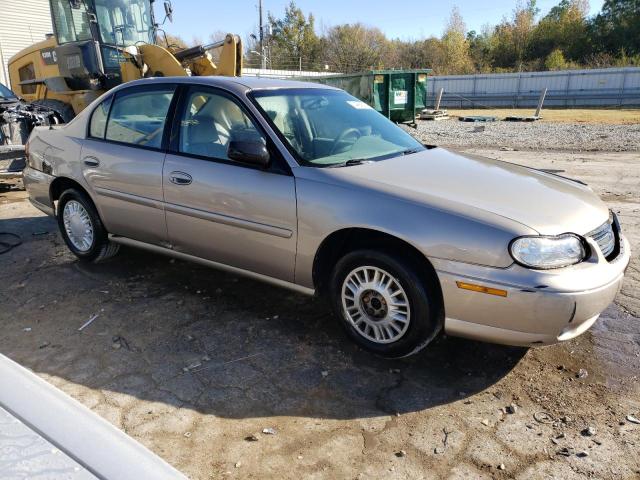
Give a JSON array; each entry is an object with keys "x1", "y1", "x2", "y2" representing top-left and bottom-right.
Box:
[{"x1": 510, "y1": 234, "x2": 586, "y2": 269}]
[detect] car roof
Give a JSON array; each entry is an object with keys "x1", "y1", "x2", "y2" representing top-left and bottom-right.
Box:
[{"x1": 117, "y1": 75, "x2": 338, "y2": 95}]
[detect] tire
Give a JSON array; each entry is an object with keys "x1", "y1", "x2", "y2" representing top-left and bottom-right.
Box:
[
  {"x1": 32, "y1": 99, "x2": 76, "y2": 124},
  {"x1": 329, "y1": 249, "x2": 443, "y2": 358},
  {"x1": 56, "y1": 188, "x2": 119, "y2": 262}
]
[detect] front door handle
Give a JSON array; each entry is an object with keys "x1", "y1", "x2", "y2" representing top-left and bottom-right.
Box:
[
  {"x1": 83, "y1": 156, "x2": 100, "y2": 167},
  {"x1": 169, "y1": 171, "x2": 192, "y2": 185}
]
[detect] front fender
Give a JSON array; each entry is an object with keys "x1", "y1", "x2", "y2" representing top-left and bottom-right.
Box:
[{"x1": 294, "y1": 175, "x2": 534, "y2": 289}]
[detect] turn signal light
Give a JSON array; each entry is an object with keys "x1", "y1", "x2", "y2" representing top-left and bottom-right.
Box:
[{"x1": 456, "y1": 281, "x2": 508, "y2": 297}]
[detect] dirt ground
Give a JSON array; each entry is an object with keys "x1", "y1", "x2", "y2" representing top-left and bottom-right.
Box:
[
  {"x1": 1, "y1": 146, "x2": 639, "y2": 479},
  {"x1": 445, "y1": 109, "x2": 640, "y2": 124}
]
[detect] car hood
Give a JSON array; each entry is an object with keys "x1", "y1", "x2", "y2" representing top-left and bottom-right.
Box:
[{"x1": 299, "y1": 148, "x2": 608, "y2": 235}]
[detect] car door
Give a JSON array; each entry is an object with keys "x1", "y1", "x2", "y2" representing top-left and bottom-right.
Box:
[
  {"x1": 82, "y1": 84, "x2": 176, "y2": 246},
  {"x1": 162, "y1": 86, "x2": 297, "y2": 282}
]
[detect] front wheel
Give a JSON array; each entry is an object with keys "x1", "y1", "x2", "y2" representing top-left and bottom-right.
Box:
[
  {"x1": 329, "y1": 249, "x2": 443, "y2": 358},
  {"x1": 57, "y1": 189, "x2": 119, "y2": 262}
]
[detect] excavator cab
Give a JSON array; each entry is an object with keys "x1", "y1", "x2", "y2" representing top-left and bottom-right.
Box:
[
  {"x1": 8, "y1": 0, "x2": 241, "y2": 116},
  {"x1": 50, "y1": 0, "x2": 159, "y2": 91},
  {"x1": 3, "y1": 0, "x2": 241, "y2": 164}
]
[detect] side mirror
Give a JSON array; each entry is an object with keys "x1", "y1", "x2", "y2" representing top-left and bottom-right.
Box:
[
  {"x1": 164, "y1": 0, "x2": 174, "y2": 23},
  {"x1": 227, "y1": 140, "x2": 270, "y2": 168}
]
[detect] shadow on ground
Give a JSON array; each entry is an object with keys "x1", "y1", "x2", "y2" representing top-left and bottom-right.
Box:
[{"x1": 0, "y1": 215, "x2": 526, "y2": 420}]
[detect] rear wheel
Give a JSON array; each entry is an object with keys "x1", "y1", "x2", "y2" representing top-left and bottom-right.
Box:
[
  {"x1": 57, "y1": 189, "x2": 119, "y2": 262},
  {"x1": 329, "y1": 249, "x2": 443, "y2": 358}
]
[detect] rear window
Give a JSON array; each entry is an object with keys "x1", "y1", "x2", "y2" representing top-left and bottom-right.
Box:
[{"x1": 105, "y1": 87, "x2": 175, "y2": 149}]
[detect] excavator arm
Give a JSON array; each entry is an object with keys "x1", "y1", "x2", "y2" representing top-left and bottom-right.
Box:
[{"x1": 121, "y1": 34, "x2": 242, "y2": 83}]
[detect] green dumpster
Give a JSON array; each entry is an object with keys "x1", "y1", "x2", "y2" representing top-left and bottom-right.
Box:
[{"x1": 305, "y1": 69, "x2": 431, "y2": 123}]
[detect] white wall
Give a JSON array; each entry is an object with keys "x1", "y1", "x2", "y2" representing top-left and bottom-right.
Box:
[{"x1": 0, "y1": 0, "x2": 53, "y2": 88}]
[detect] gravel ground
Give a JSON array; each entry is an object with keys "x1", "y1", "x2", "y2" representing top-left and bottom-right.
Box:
[
  {"x1": 412, "y1": 119, "x2": 640, "y2": 152},
  {"x1": 1, "y1": 126, "x2": 639, "y2": 479}
]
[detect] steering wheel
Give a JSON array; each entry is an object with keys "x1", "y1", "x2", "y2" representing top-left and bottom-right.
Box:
[
  {"x1": 114, "y1": 23, "x2": 137, "y2": 40},
  {"x1": 330, "y1": 128, "x2": 361, "y2": 155}
]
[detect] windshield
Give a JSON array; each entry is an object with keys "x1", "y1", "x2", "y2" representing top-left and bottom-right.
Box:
[
  {"x1": 51, "y1": 0, "x2": 154, "y2": 46},
  {"x1": 93, "y1": 0, "x2": 154, "y2": 46},
  {"x1": 252, "y1": 89, "x2": 425, "y2": 167},
  {"x1": 51, "y1": 0, "x2": 93, "y2": 43},
  {"x1": 0, "y1": 83, "x2": 16, "y2": 100}
]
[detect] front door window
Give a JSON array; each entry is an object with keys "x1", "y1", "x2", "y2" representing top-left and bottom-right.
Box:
[{"x1": 178, "y1": 89, "x2": 267, "y2": 162}]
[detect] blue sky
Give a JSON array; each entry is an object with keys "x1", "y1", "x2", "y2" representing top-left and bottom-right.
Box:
[{"x1": 162, "y1": 0, "x2": 605, "y2": 43}]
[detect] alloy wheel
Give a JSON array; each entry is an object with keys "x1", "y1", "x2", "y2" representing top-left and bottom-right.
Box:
[{"x1": 341, "y1": 266, "x2": 411, "y2": 344}]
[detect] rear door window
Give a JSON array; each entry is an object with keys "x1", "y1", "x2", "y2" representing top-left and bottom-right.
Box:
[
  {"x1": 105, "y1": 87, "x2": 175, "y2": 149},
  {"x1": 89, "y1": 96, "x2": 113, "y2": 139}
]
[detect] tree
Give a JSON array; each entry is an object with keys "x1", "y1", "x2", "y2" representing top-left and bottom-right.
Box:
[
  {"x1": 268, "y1": 1, "x2": 321, "y2": 69},
  {"x1": 544, "y1": 48, "x2": 569, "y2": 69},
  {"x1": 467, "y1": 25, "x2": 495, "y2": 72},
  {"x1": 529, "y1": 0, "x2": 590, "y2": 62},
  {"x1": 440, "y1": 7, "x2": 474, "y2": 74},
  {"x1": 512, "y1": 0, "x2": 539, "y2": 68},
  {"x1": 388, "y1": 37, "x2": 446, "y2": 72},
  {"x1": 323, "y1": 24, "x2": 388, "y2": 73},
  {"x1": 248, "y1": 0, "x2": 640, "y2": 75},
  {"x1": 590, "y1": 0, "x2": 640, "y2": 56},
  {"x1": 490, "y1": 1, "x2": 539, "y2": 70}
]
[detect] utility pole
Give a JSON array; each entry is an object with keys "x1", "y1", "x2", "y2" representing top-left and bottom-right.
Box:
[{"x1": 259, "y1": 0, "x2": 266, "y2": 69}]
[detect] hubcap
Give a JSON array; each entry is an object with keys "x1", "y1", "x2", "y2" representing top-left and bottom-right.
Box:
[
  {"x1": 62, "y1": 200, "x2": 94, "y2": 252},
  {"x1": 341, "y1": 266, "x2": 410, "y2": 344}
]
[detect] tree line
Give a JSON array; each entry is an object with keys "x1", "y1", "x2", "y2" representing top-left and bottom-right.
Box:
[{"x1": 168, "y1": 0, "x2": 640, "y2": 74}]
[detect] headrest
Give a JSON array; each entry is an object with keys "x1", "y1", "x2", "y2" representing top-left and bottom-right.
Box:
[{"x1": 187, "y1": 115, "x2": 220, "y2": 145}]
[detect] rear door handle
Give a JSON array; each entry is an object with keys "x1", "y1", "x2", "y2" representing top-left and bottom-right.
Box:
[
  {"x1": 169, "y1": 171, "x2": 192, "y2": 185},
  {"x1": 83, "y1": 156, "x2": 100, "y2": 167}
]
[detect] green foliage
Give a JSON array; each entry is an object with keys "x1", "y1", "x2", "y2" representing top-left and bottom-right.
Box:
[
  {"x1": 545, "y1": 48, "x2": 569, "y2": 70},
  {"x1": 323, "y1": 24, "x2": 388, "y2": 73},
  {"x1": 489, "y1": 0, "x2": 540, "y2": 70},
  {"x1": 590, "y1": 0, "x2": 640, "y2": 56},
  {"x1": 441, "y1": 7, "x2": 475, "y2": 74},
  {"x1": 529, "y1": 0, "x2": 590, "y2": 62},
  {"x1": 267, "y1": 1, "x2": 321, "y2": 69},
  {"x1": 239, "y1": 0, "x2": 640, "y2": 74}
]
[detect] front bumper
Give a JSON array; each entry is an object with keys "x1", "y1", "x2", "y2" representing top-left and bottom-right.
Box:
[{"x1": 433, "y1": 233, "x2": 630, "y2": 347}]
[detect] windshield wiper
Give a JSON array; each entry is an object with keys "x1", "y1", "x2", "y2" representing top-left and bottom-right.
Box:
[
  {"x1": 401, "y1": 148, "x2": 422, "y2": 155},
  {"x1": 344, "y1": 159, "x2": 366, "y2": 166},
  {"x1": 326, "y1": 159, "x2": 368, "y2": 168}
]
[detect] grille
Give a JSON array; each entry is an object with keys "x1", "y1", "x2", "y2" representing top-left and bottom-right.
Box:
[{"x1": 587, "y1": 221, "x2": 616, "y2": 258}]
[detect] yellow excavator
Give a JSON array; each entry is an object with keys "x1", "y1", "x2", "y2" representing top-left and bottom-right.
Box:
[{"x1": 3, "y1": 0, "x2": 241, "y2": 135}]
